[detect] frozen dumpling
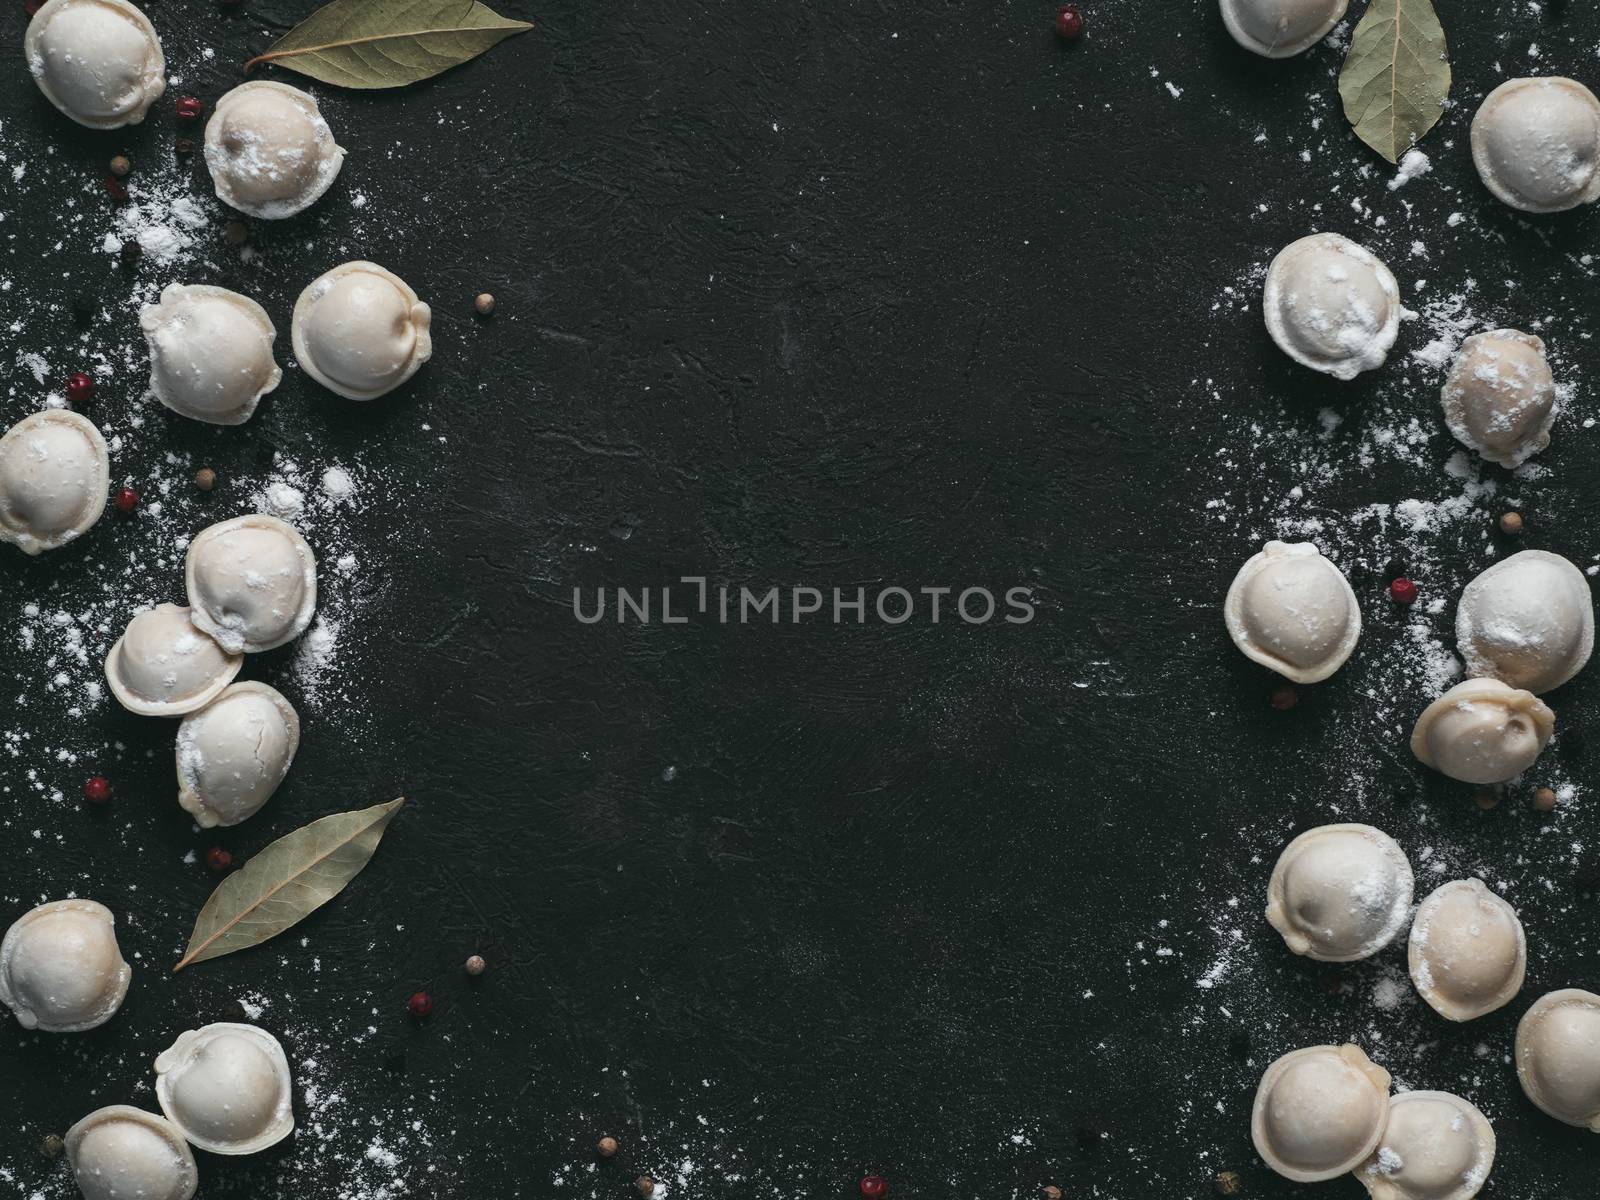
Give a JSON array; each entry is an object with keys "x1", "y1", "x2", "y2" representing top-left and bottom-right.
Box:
[
  {"x1": 24, "y1": 0, "x2": 165, "y2": 129},
  {"x1": 1266, "y1": 823, "x2": 1413, "y2": 962},
  {"x1": 1264, "y1": 233, "x2": 1400, "y2": 380},
  {"x1": 0, "y1": 899, "x2": 130, "y2": 1032},
  {"x1": 1253, "y1": 1044, "x2": 1391, "y2": 1182},
  {"x1": 1441, "y1": 330, "x2": 1557, "y2": 469},
  {"x1": 66, "y1": 1106, "x2": 198, "y2": 1200},
  {"x1": 205, "y1": 81, "x2": 345, "y2": 219},
  {"x1": 1515, "y1": 989, "x2": 1600, "y2": 1131},
  {"x1": 185, "y1": 514, "x2": 317, "y2": 653},
  {"x1": 105, "y1": 603, "x2": 242, "y2": 716},
  {"x1": 292, "y1": 261, "x2": 432, "y2": 400},
  {"x1": 1471, "y1": 77, "x2": 1600, "y2": 213},
  {"x1": 1219, "y1": 0, "x2": 1347, "y2": 58},
  {"x1": 1354, "y1": 1090, "x2": 1495, "y2": 1200},
  {"x1": 176, "y1": 682, "x2": 300, "y2": 827},
  {"x1": 155, "y1": 1023, "x2": 295, "y2": 1154},
  {"x1": 0, "y1": 409, "x2": 109, "y2": 555},
  {"x1": 1410, "y1": 677, "x2": 1554, "y2": 785},
  {"x1": 1456, "y1": 550, "x2": 1593, "y2": 695},
  {"x1": 1408, "y1": 879, "x2": 1525, "y2": 1022},
  {"x1": 1225, "y1": 540, "x2": 1361, "y2": 683},
  {"x1": 140, "y1": 284, "x2": 282, "y2": 425}
]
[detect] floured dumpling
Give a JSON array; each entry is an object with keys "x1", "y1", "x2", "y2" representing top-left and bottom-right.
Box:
[
  {"x1": 140, "y1": 283, "x2": 282, "y2": 425},
  {"x1": 1267, "y1": 823, "x2": 1413, "y2": 962},
  {"x1": 1264, "y1": 233, "x2": 1400, "y2": 380},
  {"x1": 1355, "y1": 1090, "x2": 1495, "y2": 1200},
  {"x1": 1408, "y1": 879, "x2": 1525, "y2": 1022},
  {"x1": 1471, "y1": 77, "x2": 1600, "y2": 213},
  {"x1": 1456, "y1": 550, "x2": 1593, "y2": 694},
  {"x1": 1224, "y1": 540, "x2": 1361, "y2": 683},
  {"x1": 292, "y1": 261, "x2": 432, "y2": 400},
  {"x1": 185, "y1": 514, "x2": 317, "y2": 653},
  {"x1": 24, "y1": 0, "x2": 165, "y2": 129},
  {"x1": 1253, "y1": 1044, "x2": 1391, "y2": 1182},
  {"x1": 1516, "y1": 989, "x2": 1600, "y2": 1131},
  {"x1": 0, "y1": 409, "x2": 110, "y2": 555},
  {"x1": 105, "y1": 602, "x2": 242, "y2": 716},
  {"x1": 155, "y1": 1023, "x2": 295, "y2": 1154},
  {"x1": 1218, "y1": 0, "x2": 1347, "y2": 58},
  {"x1": 0, "y1": 899, "x2": 130, "y2": 1032},
  {"x1": 1410, "y1": 677, "x2": 1554, "y2": 785},
  {"x1": 176, "y1": 682, "x2": 300, "y2": 827},
  {"x1": 1441, "y1": 330, "x2": 1557, "y2": 469},
  {"x1": 205, "y1": 81, "x2": 345, "y2": 219},
  {"x1": 66, "y1": 1106, "x2": 198, "y2": 1200}
]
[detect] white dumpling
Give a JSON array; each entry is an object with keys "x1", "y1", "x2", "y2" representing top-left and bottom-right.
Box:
[
  {"x1": 176, "y1": 681, "x2": 300, "y2": 827},
  {"x1": 204, "y1": 81, "x2": 345, "y2": 219},
  {"x1": 1266, "y1": 823, "x2": 1413, "y2": 962},
  {"x1": 1253, "y1": 1044, "x2": 1391, "y2": 1182},
  {"x1": 1218, "y1": 0, "x2": 1347, "y2": 58},
  {"x1": 105, "y1": 602, "x2": 242, "y2": 716},
  {"x1": 1225, "y1": 540, "x2": 1361, "y2": 683},
  {"x1": 292, "y1": 261, "x2": 432, "y2": 400},
  {"x1": 1441, "y1": 330, "x2": 1557, "y2": 469},
  {"x1": 1516, "y1": 989, "x2": 1600, "y2": 1131},
  {"x1": 1456, "y1": 550, "x2": 1593, "y2": 695},
  {"x1": 1355, "y1": 1090, "x2": 1495, "y2": 1200},
  {"x1": 140, "y1": 284, "x2": 282, "y2": 425},
  {"x1": 1408, "y1": 879, "x2": 1525, "y2": 1022},
  {"x1": 155, "y1": 1023, "x2": 295, "y2": 1155},
  {"x1": 1264, "y1": 233, "x2": 1400, "y2": 380},
  {"x1": 66, "y1": 1106, "x2": 198, "y2": 1200},
  {"x1": 1471, "y1": 77, "x2": 1600, "y2": 214},
  {"x1": 0, "y1": 409, "x2": 109, "y2": 555},
  {"x1": 185, "y1": 514, "x2": 317, "y2": 653},
  {"x1": 24, "y1": 0, "x2": 165, "y2": 129},
  {"x1": 1411, "y1": 677, "x2": 1554, "y2": 785},
  {"x1": 0, "y1": 899, "x2": 130, "y2": 1032}
]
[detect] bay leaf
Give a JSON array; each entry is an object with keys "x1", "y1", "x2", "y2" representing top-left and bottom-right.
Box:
[
  {"x1": 174, "y1": 798, "x2": 405, "y2": 971},
  {"x1": 1337, "y1": 0, "x2": 1451, "y2": 164},
  {"x1": 243, "y1": 0, "x2": 533, "y2": 90}
]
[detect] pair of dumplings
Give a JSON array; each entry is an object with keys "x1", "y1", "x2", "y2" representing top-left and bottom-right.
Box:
[
  {"x1": 1267, "y1": 825, "x2": 1526, "y2": 1022},
  {"x1": 1253, "y1": 1044, "x2": 1495, "y2": 1198},
  {"x1": 142, "y1": 261, "x2": 432, "y2": 424}
]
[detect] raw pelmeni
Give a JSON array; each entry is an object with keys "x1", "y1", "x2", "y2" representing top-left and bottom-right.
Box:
[
  {"x1": 205, "y1": 81, "x2": 345, "y2": 219},
  {"x1": 0, "y1": 899, "x2": 130, "y2": 1032},
  {"x1": 1410, "y1": 677, "x2": 1554, "y2": 785},
  {"x1": 0, "y1": 409, "x2": 109, "y2": 555},
  {"x1": 1224, "y1": 540, "x2": 1361, "y2": 683},
  {"x1": 24, "y1": 0, "x2": 165, "y2": 129},
  {"x1": 1354, "y1": 1090, "x2": 1495, "y2": 1200},
  {"x1": 155, "y1": 1023, "x2": 295, "y2": 1154},
  {"x1": 105, "y1": 602, "x2": 242, "y2": 716},
  {"x1": 1455, "y1": 550, "x2": 1593, "y2": 694},
  {"x1": 1218, "y1": 0, "x2": 1347, "y2": 58},
  {"x1": 292, "y1": 261, "x2": 432, "y2": 400},
  {"x1": 1266, "y1": 823, "x2": 1413, "y2": 962},
  {"x1": 65, "y1": 1106, "x2": 198, "y2": 1200},
  {"x1": 1515, "y1": 989, "x2": 1600, "y2": 1131},
  {"x1": 1252, "y1": 1044, "x2": 1391, "y2": 1182},
  {"x1": 185, "y1": 514, "x2": 317, "y2": 653},
  {"x1": 176, "y1": 682, "x2": 300, "y2": 827},
  {"x1": 1471, "y1": 77, "x2": 1600, "y2": 213},
  {"x1": 140, "y1": 283, "x2": 282, "y2": 425},
  {"x1": 1264, "y1": 233, "x2": 1399, "y2": 380},
  {"x1": 1441, "y1": 330, "x2": 1557, "y2": 469},
  {"x1": 1408, "y1": 879, "x2": 1525, "y2": 1022}
]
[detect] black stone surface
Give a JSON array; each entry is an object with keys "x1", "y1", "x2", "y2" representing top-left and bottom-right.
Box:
[{"x1": 2, "y1": 1, "x2": 1598, "y2": 1197}]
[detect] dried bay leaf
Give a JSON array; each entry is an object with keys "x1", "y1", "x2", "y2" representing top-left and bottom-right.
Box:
[
  {"x1": 243, "y1": 0, "x2": 532, "y2": 90},
  {"x1": 174, "y1": 798, "x2": 405, "y2": 971},
  {"x1": 1338, "y1": 0, "x2": 1451, "y2": 163}
]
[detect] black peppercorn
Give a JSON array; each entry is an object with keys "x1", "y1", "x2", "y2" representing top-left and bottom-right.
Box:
[
  {"x1": 1076, "y1": 1120, "x2": 1104, "y2": 1154},
  {"x1": 1228, "y1": 1030, "x2": 1252, "y2": 1061}
]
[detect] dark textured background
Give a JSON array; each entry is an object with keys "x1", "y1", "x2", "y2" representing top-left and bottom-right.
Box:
[{"x1": 2, "y1": 1, "x2": 1599, "y2": 1197}]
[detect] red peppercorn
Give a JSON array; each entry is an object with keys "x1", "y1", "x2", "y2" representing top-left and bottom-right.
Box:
[
  {"x1": 175, "y1": 96, "x2": 204, "y2": 121},
  {"x1": 407, "y1": 991, "x2": 434, "y2": 1018},
  {"x1": 205, "y1": 847, "x2": 233, "y2": 872},
  {"x1": 1053, "y1": 5, "x2": 1084, "y2": 40},
  {"x1": 83, "y1": 776, "x2": 113, "y2": 804},
  {"x1": 859, "y1": 1177, "x2": 889, "y2": 1199},
  {"x1": 113, "y1": 486, "x2": 140, "y2": 514},
  {"x1": 103, "y1": 175, "x2": 128, "y2": 204},
  {"x1": 1389, "y1": 577, "x2": 1419, "y2": 605},
  {"x1": 65, "y1": 372, "x2": 95, "y2": 404},
  {"x1": 24, "y1": 0, "x2": 41, "y2": 13}
]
